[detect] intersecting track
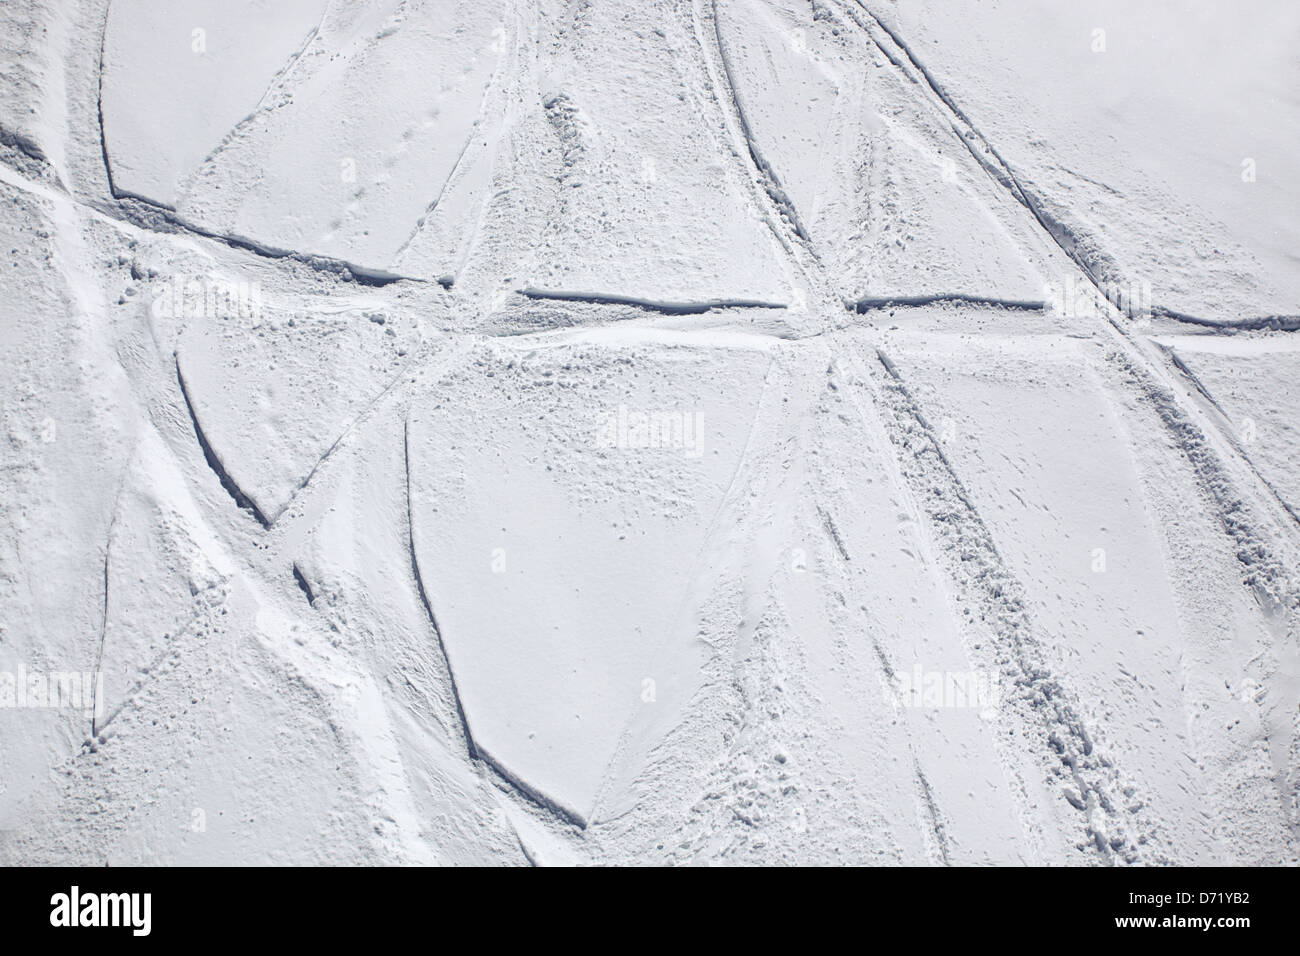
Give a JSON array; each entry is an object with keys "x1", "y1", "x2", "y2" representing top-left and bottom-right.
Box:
[
  {"x1": 710, "y1": 0, "x2": 813, "y2": 247},
  {"x1": 839, "y1": 1, "x2": 1299, "y2": 330},
  {"x1": 695, "y1": 0, "x2": 1297, "y2": 861},
  {"x1": 157, "y1": 0, "x2": 1300, "y2": 860},
  {"x1": 827, "y1": 0, "x2": 1300, "y2": 582},
  {"x1": 4, "y1": 0, "x2": 1295, "y2": 863}
]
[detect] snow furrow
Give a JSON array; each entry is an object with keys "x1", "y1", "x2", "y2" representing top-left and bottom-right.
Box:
[
  {"x1": 4, "y1": 0, "x2": 1295, "y2": 866},
  {"x1": 402, "y1": 417, "x2": 475, "y2": 757},
  {"x1": 914, "y1": 762, "x2": 952, "y2": 866},
  {"x1": 1106, "y1": 350, "x2": 1300, "y2": 610},
  {"x1": 175, "y1": 355, "x2": 271, "y2": 529},
  {"x1": 861, "y1": 344, "x2": 1172, "y2": 863},
  {"x1": 291, "y1": 562, "x2": 316, "y2": 607},
  {"x1": 841, "y1": 2, "x2": 1130, "y2": 313},
  {"x1": 107, "y1": 195, "x2": 414, "y2": 286},
  {"x1": 847, "y1": 0, "x2": 1294, "y2": 336},
  {"x1": 402, "y1": 415, "x2": 587, "y2": 829},
  {"x1": 850, "y1": 294, "x2": 1046, "y2": 314},
  {"x1": 516, "y1": 288, "x2": 787, "y2": 315},
  {"x1": 709, "y1": 0, "x2": 813, "y2": 246},
  {"x1": 1152, "y1": 306, "x2": 1300, "y2": 334},
  {"x1": 1162, "y1": 347, "x2": 1300, "y2": 532}
]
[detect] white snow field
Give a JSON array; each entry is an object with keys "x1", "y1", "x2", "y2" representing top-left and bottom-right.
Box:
[{"x1": 0, "y1": 0, "x2": 1296, "y2": 866}]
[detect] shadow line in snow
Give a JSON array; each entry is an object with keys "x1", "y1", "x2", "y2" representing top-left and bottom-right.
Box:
[
  {"x1": 94, "y1": 8, "x2": 411, "y2": 288},
  {"x1": 1152, "y1": 307, "x2": 1300, "y2": 334},
  {"x1": 850, "y1": 293, "x2": 1045, "y2": 313},
  {"x1": 175, "y1": 355, "x2": 271, "y2": 528},
  {"x1": 709, "y1": 0, "x2": 813, "y2": 246},
  {"x1": 518, "y1": 288, "x2": 787, "y2": 315},
  {"x1": 402, "y1": 418, "x2": 588, "y2": 830}
]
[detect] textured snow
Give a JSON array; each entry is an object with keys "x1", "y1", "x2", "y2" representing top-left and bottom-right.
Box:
[
  {"x1": 0, "y1": 0, "x2": 1297, "y2": 866},
  {"x1": 877, "y1": 0, "x2": 1300, "y2": 321},
  {"x1": 407, "y1": 337, "x2": 771, "y2": 823}
]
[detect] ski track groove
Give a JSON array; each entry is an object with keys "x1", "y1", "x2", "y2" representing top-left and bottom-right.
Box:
[
  {"x1": 177, "y1": 19, "x2": 325, "y2": 195},
  {"x1": 851, "y1": 293, "x2": 1045, "y2": 313},
  {"x1": 1105, "y1": 350, "x2": 1300, "y2": 609},
  {"x1": 93, "y1": 10, "x2": 413, "y2": 289},
  {"x1": 832, "y1": 2, "x2": 1300, "y2": 632},
  {"x1": 687, "y1": 0, "x2": 804, "y2": 264},
  {"x1": 174, "y1": 354, "x2": 271, "y2": 529},
  {"x1": 291, "y1": 562, "x2": 316, "y2": 607},
  {"x1": 391, "y1": 0, "x2": 521, "y2": 265},
  {"x1": 7, "y1": 0, "x2": 1290, "y2": 863},
  {"x1": 913, "y1": 761, "x2": 952, "y2": 866},
  {"x1": 1160, "y1": 346, "x2": 1300, "y2": 531},
  {"x1": 403, "y1": 416, "x2": 587, "y2": 831},
  {"x1": 103, "y1": 194, "x2": 414, "y2": 286},
  {"x1": 268, "y1": 344, "x2": 432, "y2": 526},
  {"x1": 517, "y1": 288, "x2": 787, "y2": 314},
  {"x1": 862, "y1": 345, "x2": 1172, "y2": 864},
  {"x1": 815, "y1": 504, "x2": 851, "y2": 562},
  {"x1": 695, "y1": 0, "x2": 1073, "y2": 856},
  {"x1": 1151, "y1": 306, "x2": 1300, "y2": 333},
  {"x1": 709, "y1": 0, "x2": 814, "y2": 247},
  {"x1": 586, "y1": 350, "x2": 784, "y2": 827},
  {"x1": 89, "y1": 505, "x2": 118, "y2": 738},
  {"x1": 402, "y1": 416, "x2": 475, "y2": 757},
  {"x1": 841, "y1": 0, "x2": 1297, "y2": 333}
]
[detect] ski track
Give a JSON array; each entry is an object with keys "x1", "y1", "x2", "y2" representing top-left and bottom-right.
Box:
[
  {"x1": 175, "y1": 354, "x2": 272, "y2": 529},
  {"x1": 709, "y1": 0, "x2": 813, "y2": 247},
  {"x1": 0, "y1": 0, "x2": 1293, "y2": 864}
]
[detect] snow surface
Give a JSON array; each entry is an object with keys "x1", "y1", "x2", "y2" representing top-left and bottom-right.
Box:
[{"x1": 0, "y1": 0, "x2": 1297, "y2": 865}]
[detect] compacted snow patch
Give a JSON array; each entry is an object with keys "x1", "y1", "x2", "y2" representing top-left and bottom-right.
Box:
[
  {"x1": 406, "y1": 338, "x2": 772, "y2": 823},
  {"x1": 103, "y1": 0, "x2": 506, "y2": 279},
  {"x1": 173, "y1": 295, "x2": 421, "y2": 525},
  {"x1": 1, "y1": 0, "x2": 1297, "y2": 867},
  {"x1": 101, "y1": 0, "x2": 330, "y2": 206},
  {"x1": 879, "y1": 0, "x2": 1300, "y2": 320}
]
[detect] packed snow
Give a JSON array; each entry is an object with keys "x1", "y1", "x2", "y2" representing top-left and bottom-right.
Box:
[{"x1": 1, "y1": 0, "x2": 1297, "y2": 865}]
